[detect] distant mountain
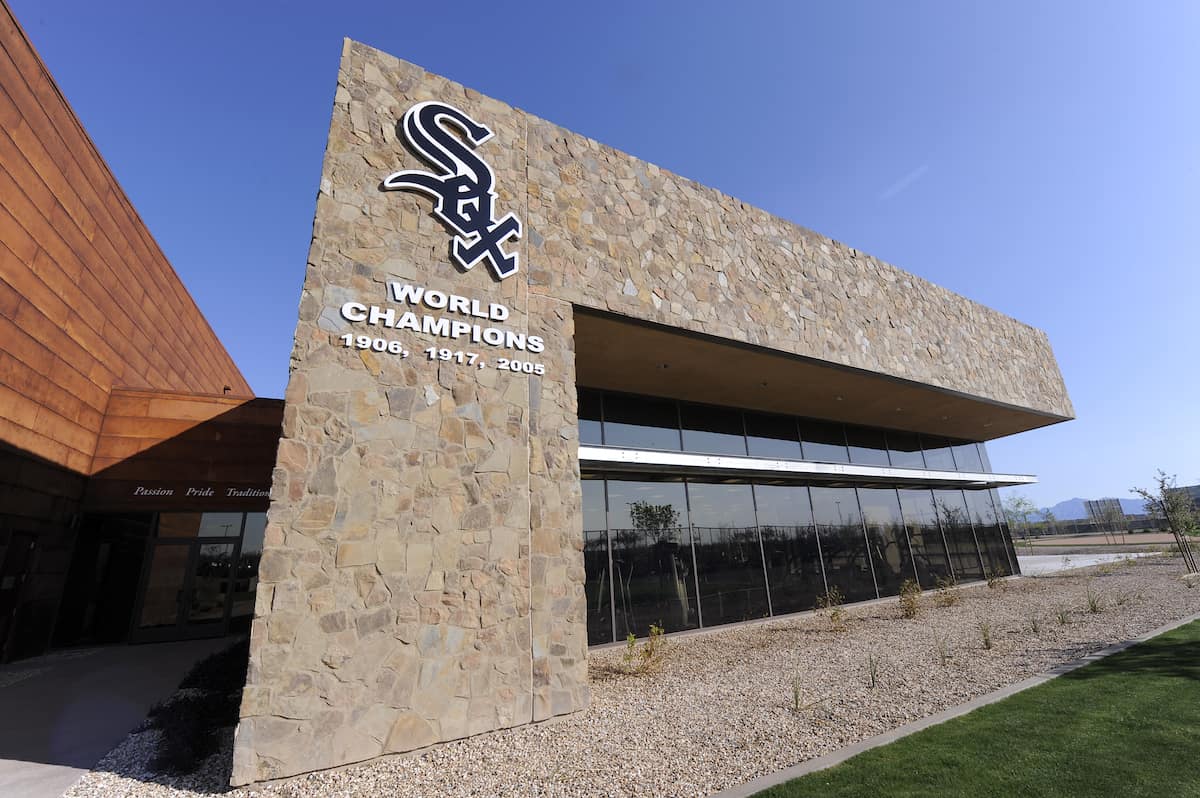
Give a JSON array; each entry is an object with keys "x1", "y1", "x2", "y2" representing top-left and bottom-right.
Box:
[{"x1": 1042, "y1": 497, "x2": 1147, "y2": 520}]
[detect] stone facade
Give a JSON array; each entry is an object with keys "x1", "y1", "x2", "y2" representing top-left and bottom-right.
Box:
[{"x1": 232, "y1": 39, "x2": 1071, "y2": 784}]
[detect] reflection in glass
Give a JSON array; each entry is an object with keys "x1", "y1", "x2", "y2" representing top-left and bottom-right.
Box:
[
  {"x1": 991, "y1": 489, "x2": 1020, "y2": 574},
  {"x1": 231, "y1": 513, "x2": 267, "y2": 620},
  {"x1": 887, "y1": 431, "x2": 926, "y2": 469},
  {"x1": 800, "y1": 420, "x2": 849, "y2": 463},
  {"x1": 680, "y1": 403, "x2": 747, "y2": 456},
  {"x1": 139, "y1": 544, "x2": 190, "y2": 628},
  {"x1": 754, "y1": 484, "x2": 825, "y2": 614},
  {"x1": 745, "y1": 412, "x2": 803, "y2": 460},
  {"x1": 897, "y1": 489, "x2": 953, "y2": 587},
  {"x1": 189, "y1": 543, "x2": 235, "y2": 623},
  {"x1": 810, "y1": 486, "x2": 875, "y2": 602},
  {"x1": 951, "y1": 441, "x2": 984, "y2": 472},
  {"x1": 845, "y1": 426, "x2": 890, "y2": 467},
  {"x1": 857, "y1": 488, "x2": 915, "y2": 595},
  {"x1": 578, "y1": 388, "x2": 604, "y2": 446},
  {"x1": 157, "y1": 512, "x2": 244, "y2": 539},
  {"x1": 965, "y1": 490, "x2": 1011, "y2": 576},
  {"x1": 687, "y1": 482, "x2": 769, "y2": 624},
  {"x1": 933, "y1": 489, "x2": 984, "y2": 581},
  {"x1": 606, "y1": 480, "x2": 698, "y2": 637},
  {"x1": 921, "y1": 436, "x2": 957, "y2": 471},
  {"x1": 978, "y1": 443, "x2": 993, "y2": 473},
  {"x1": 581, "y1": 479, "x2": 613, "y2": 644},
  {"x1": 602, "y1": 393, "x2": 681, "y2": 451}
]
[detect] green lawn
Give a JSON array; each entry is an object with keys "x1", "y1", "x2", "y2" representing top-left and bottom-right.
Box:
[{"x1": 757, "y1": 620, "x2": 1200, "y2": 798}]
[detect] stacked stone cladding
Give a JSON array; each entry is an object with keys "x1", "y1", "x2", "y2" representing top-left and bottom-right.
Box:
[{"x1": 232, "y1": 39, "x2": 1071, "y2": 785}]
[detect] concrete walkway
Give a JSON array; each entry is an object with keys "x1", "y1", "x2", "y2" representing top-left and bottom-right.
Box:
[
  {"x1": 0, "y1": 637, "x2": 235, "y2": 798},
  {"x1": 1016, "y1": 552, "x2": 1158, "y2": 575}
]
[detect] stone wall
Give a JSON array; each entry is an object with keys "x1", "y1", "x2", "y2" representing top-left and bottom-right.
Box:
[{"x1": 232, "y1": 39, "x2": 1070, "y2": 784}]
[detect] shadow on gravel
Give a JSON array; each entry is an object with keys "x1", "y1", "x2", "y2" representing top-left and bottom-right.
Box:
[
  {"x1": 92, "y1": 638, "x2": 248, "y2": 794},
  {"x1": 137, "y1": 638, "x2": 248, "y2": 775}
]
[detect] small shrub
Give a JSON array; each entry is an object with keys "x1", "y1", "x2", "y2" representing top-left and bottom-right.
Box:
[
  {"x1": 985, "y1": 568, "x2": 1005, "y2": 589},
  {"x1": 621, "y1": 624, "x2": 667, "y2": 675},
  {"x1": 1057, "y1": 605, "x2": 1070, "y2": 625},
  {"x1": 643, "y1": 624, "x2": 666, "y2": 662},
  {"x1": 789, "y1": 681, "x2": 828, "y2": 715},
  {"x1": 898, "y1": 579, "x2": 922, "y2": 619},
  {"x1": 1086, "y1": 584, "x2": 1103, "y2": 613},
  {"x1": 1028, "y1": 612, "x2": 1041, "y2": 634},
  {"x1": 979, "y1": 621, "x2": 993, "y2": 650},
  {"x1": 816, "y1": 586, "x2": 847, "y2": 631},
  {"x1": 866, "y1": 652, "x2": 880, "y2": 688},
  {"x1": 934, "y1": 633, "x2": 951, "y2": 666},
  {"x1": 623, "y1": 632, "x2": 637, "y2": 666},
  {"x1": 1115, "y1": 592, "x2": 1130, "y2": 606},
  {"x1": 934, "y1": 575, "x2": 960, "y2": 607}
]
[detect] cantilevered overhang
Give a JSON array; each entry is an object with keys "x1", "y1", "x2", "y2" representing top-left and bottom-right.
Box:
[
  {"x1": 573, "y1": 309, "x2": 1070, "y2": 442},
  {"x1": 579, "y1": 445, "x2": 1035, "y2": 489}
]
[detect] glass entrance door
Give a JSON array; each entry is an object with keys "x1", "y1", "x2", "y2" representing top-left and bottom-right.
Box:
[
  {"x1": 130, "y1": 510, "x2": 250, "y2": 643},
  {"x1": 133, "y1": 538, "x2": 238, "y2": 642}
]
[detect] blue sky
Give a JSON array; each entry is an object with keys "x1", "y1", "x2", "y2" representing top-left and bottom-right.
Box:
[{"x1": 12, "y1": 1, "x2": 1199, "y2": 508}]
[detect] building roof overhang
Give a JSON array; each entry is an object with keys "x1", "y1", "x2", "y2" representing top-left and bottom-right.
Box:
[{"x1": 573, "y1": 308, "x2": 1071, "y2": 442}]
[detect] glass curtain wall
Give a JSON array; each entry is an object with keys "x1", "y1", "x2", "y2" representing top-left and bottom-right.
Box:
[
  {"x1": 897, "y1": 489, "x2": 954, "y2": 587},
  {"x1": 753, "y1": 485, "x2": 825, "y2": 615},
  {"x1": 886, "y1": 431, "x2": 925, "y2": 469},
  {"x1": 845, "y1": 427, "x2": 891, "y2": 466},
  {"x1": 578, "y1": 389, "x2": 993, "y2": 474},
  {"x1": 582, "y1": 478, "x2": 612, "y2": 645},
  {"x1": 857, "y1": 488, "x2": 917, "y2": 595},
  {"x1": 809, "y1": 486, "x2": 876, "y2": 603},
  {"x1": 745, "y1": 412, "x2": 803, "y2": 459},
  {"x1": 921, "y1": 437, "x2": 957, "y2": 471},
  {"x1": 605, "y1": 479, "x2": 698, "y2": 638},
  {"x1": 934, "y1": 489, "x2": 985, "y2": 581},
  {"x1": 680, "y1": 404, "x2": 747, "y2": 456},
  {"x1": 686, "y1": 482, "x2": 770, "y2": 625},
  {"x1": 965, "y1": 489, "x2": 1013, "y2": 576},
  {"x1": 584, "y1": 477, "x2": 1016, "y2": 644},
  {"x1": 602, "y1": 393, "x2": 680, "y2": 451},
  {"x1": 991, "y1": 488, "x2": 1020, "y2": 573}
]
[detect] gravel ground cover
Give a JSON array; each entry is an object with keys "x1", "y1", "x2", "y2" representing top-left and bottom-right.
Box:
[{"x1": 68, "y1": 556, "x2": 1200, "y2": 798}]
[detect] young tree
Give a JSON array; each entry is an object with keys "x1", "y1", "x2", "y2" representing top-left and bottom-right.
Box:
[
  {"x1": 1132, "y1": 471, "x2": 1198, "y2": 573},
  {"x1": 1095, "y1": 501, "x2": 1128, "y2": 546},
  {"x1": 1040, "y1": 508, "x2": 1059, "y2": 537},
  {"x1": 1002, "y1": 493, "x2": 1039, "y2": 541}
]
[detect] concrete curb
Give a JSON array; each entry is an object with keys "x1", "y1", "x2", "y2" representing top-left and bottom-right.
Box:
[{"x1": 710, "y1": 609, "x2": 1200, "y2": 798}]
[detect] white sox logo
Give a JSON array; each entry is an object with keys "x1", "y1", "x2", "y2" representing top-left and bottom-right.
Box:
[{"x1": 383, "y1": 101, "x2": 522, "y2": 281}]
